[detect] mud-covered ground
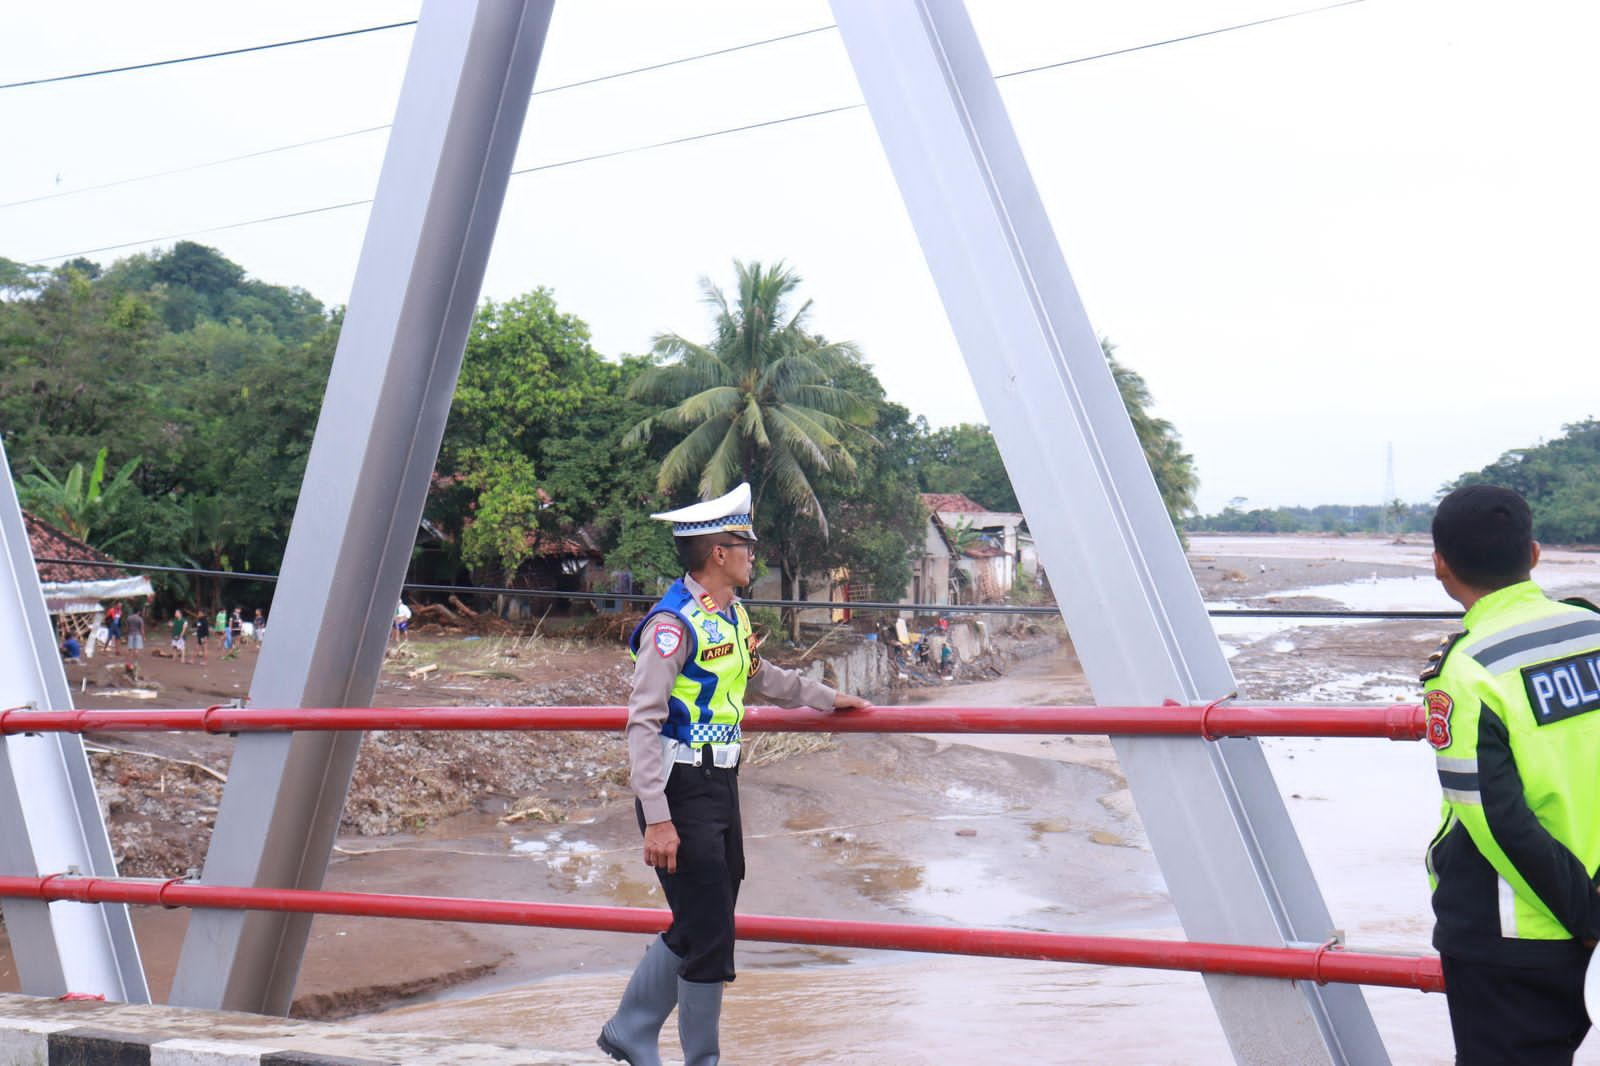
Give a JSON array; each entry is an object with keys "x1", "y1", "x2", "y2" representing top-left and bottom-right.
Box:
[{"x1": 8, "y1": 534, "x2": 1599, "y2": 1045}]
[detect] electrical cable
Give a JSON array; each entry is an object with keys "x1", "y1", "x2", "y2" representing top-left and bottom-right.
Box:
[
  {"x1": 0, "y1": 21, "x2": 418, "y2": 92},
  {"x1": 993, "y1": 0, "x2": 1367, "y2": 81},
  {"x1": 33, "y1": 555, "x2": 1462, "y2": 619},
  {"x1": 0, "y1": 25, "x2": 839, "y2": 213},
  {"x1": 22, "y1": 0, "x2": 1370, "y2": 262},
  {"x1": 0, "y1": 127, "x2": 391, "y2": 212}
]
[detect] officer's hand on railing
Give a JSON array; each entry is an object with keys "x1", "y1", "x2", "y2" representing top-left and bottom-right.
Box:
[
  {"x1": 644, "y1": 820, "x2": 679, "y2": 874},
  {"x1": 833, "y1": 693, "x2": 870, "y2": 712}
]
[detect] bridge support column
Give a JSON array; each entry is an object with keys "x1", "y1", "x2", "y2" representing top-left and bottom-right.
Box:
[{"x1": 831, "y1": 3, "x2": 1388, "y2": 1061}]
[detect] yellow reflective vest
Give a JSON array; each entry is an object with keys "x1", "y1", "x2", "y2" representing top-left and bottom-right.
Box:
[
  {"x1": 1423, "y1": 581, "x2": 1600, "y2": 964},
  {"x1": 628, "y1": 578, "x2": 754, "y2": 747}
]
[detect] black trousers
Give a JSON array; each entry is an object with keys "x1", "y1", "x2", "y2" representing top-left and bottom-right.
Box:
[
  {"x1": 1441, "y1": 952, "x2": 1593, "y2": 1065},
  {"x1": 635, "y1": 761, "x2": 743, "y2": 983}
]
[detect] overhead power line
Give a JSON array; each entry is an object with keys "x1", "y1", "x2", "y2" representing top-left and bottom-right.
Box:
[
  {"x1": 0, "y1": 127, "x2": 392, "y2": 212},
  {"x1": 994, "y1": 0, "x2": 1367, "y2": 81},
  {"x1": 24, "y1": 0, "x2": 1369, "y2": 264},
  {"x1": 0, "y1": 25, "x2": 838, "y2": 213},
  {"x1": 0, "y1": 20, "x2": 418, "y2": 92}
]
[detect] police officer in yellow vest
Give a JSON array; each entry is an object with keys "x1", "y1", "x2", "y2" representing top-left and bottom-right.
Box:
[
  {"x1": 1423, "y1": 485, "x2": 1600, "y2": 1064},
  {"x1": 598, "y1": 482, "x2": 868, "y2": 1066}
]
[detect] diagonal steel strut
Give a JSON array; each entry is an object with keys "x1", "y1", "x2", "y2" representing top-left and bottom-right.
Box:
[
  {"x1": 829, "y1": 2, "x2": 1388, "y2": 1062},
  {"x1": 169, "y1": 0, "x2": 556, "y2": 1014}
]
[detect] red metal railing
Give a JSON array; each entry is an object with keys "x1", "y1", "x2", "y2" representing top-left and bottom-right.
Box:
[
  {"x1": 0, "y1": 874, "x2": 1444, "y2": 993},
  {"x1": 0, "y1": 699, "x2": 1443, "y2": 995},
  {"x1": 0, "y1": 702, "x2": 1428, "y2": 741}
]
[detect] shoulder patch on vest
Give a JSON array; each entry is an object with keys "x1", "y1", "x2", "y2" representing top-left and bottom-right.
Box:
[
  {"x1": 1424, "y1": 689, "x2": 1454, "y2": 749},
  {"x1": 1420, "y1": 631, "x2": 1466, "y2": 683},
  {"x1": 653, "y1": 623, "x2": 683, "y2": 658}
]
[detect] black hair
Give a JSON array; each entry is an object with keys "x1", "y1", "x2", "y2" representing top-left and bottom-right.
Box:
[
  {"x1": 1432, "y1": 484, "x2": 1533, "y2": 589},
  {"x1": 676, "y1": 533, "x2": 719, "y2": 574}
]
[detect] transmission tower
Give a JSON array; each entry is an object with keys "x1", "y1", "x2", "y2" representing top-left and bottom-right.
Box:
[{"x1": 1381, "y1": 443, "x2": 1397, "y2": 535}]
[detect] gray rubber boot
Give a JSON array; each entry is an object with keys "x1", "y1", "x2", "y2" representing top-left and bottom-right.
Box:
[
  {"x1": 676, "y1": 977, "x2": 724, "y2": 1066},
  {"x1": 597, "y1": 935, "x2": 680, "y2": 1065}
]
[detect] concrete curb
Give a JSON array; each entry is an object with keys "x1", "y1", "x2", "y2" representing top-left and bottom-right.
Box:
[
  {"x1": 0, "y1": 1019, "x2": 383, "y2": 1066},
  {"x1": 0, "y1": 994, "x2": 611, "y2": 1065}
]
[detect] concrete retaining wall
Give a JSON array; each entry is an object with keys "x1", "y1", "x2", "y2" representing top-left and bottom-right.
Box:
[{"x1": 795, "y1": 638, "x2": 893, "y2": 700}]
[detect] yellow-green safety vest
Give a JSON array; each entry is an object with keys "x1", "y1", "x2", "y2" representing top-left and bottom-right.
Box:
[
  {"x1": 1423, "y1": 580, "x2": 1600, "y2": 963},
  {"x1": 628, "y1": 578, "x2": 755, "y2": 747}
]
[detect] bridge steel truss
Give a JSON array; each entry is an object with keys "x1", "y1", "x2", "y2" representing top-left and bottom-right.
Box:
[{"x1": 0, "y1": 1, "x2": 1394, "y2": 1061}]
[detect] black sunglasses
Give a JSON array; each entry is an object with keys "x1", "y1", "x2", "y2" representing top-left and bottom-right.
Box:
[{"x1": 715, "y1": 541, "x2": 756, "y2": 552}]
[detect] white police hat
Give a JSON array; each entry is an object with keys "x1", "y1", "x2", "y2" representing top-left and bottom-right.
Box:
[{"x1": 651, "y1": 482, "x2": 758, "y2": 541}]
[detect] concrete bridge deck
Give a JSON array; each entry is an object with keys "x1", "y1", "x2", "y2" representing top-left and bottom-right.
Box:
[{"x1": 0, "y1": 992, "x2": 612, "y2": 1065}]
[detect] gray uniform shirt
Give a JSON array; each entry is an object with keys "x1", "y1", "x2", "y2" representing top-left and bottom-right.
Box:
[{"x1": 628, "y1": 574, "x2": 838, "y2": 824}]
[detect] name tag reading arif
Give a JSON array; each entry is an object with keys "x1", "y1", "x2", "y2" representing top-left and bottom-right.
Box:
[{"x1": 1522, "y1": 651, "x2": 1600, "y2": 725}]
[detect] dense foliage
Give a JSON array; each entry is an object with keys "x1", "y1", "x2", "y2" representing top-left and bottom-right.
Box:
[
  {"x1": 0, "y1": 243, "x2": 338, "y2": 605},
  {"x1": 904, "y1": 340, "x2": 1198, "y2": 526},
  {"x1": 1447, "y1": 419, "x2": 1600, "y2": 544},
  {"x1": 1, "y1": 242, "x2": 1216, "y2": 615}
]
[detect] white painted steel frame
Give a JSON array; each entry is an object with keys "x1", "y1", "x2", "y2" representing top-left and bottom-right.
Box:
[
  {"x1": 828, "y1": 2, "x2": 1387, "y2": 1063},
  {"x1": 168, "y1": 0, "x2": 556, "y2": 1014},
  {"x1": 0, "y1": 0, "x2": 1390, "y2": 1053},
  {"x1": 0, "y1": 439, "x2": 148, "y2": 1002}
]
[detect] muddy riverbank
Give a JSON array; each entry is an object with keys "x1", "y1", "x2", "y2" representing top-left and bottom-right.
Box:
[{"x1": 6, "y1": 535, "x2": 1600, "y2": 1062}]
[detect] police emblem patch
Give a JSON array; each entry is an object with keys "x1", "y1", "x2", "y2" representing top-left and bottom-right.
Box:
[
  {"x1": 1425, "y1": 689, "x2": 1454, "y2": 749},
  {"x1": 654, "y1": 624, "x2": 683, "y2": 658},
  {"x1": 700, "y1": 617, "x2": 723, "y2": 644}
]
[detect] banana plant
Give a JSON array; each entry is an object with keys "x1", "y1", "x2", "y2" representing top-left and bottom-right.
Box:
[{"x1": 18, "y1": 447, "x2": 141, "y2": 550}]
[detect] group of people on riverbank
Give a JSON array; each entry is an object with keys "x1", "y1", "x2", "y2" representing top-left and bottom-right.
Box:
[
  {"x1": 61, "y1": 604, "x2": 267, "y2": 665},
  {"x1": 160, "y1": 605, "x2": 267, "y2": 664}
]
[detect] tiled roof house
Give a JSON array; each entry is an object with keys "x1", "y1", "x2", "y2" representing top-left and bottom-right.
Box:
[{"x1": 21, "y1": 510, "x2": 153, "y2": 614}]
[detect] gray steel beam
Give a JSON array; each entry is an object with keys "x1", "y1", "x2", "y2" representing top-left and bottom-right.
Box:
[
  {"x1": 170, "y1": 0, "x2": 554, "y2": 1014},
  {"x1": 830, "y1": 2, "x2": 1387, "y2": 1062},
  {"x1": 0, "y1": 438, "x2": 149, "y2": 1002}
]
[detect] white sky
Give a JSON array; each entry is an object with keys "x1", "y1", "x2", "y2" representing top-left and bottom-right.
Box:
[{"x1": 3, "y1": 1, "x2": 1596, "y2": 514}]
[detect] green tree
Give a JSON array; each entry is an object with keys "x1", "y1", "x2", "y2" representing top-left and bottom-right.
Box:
[
  {"x1": 765, "y1": 380, "x2": 924, "y2": 614},
  {"x1": 625, "y1": 261, "x2": 881, "y2": 622},
  {"x1": 1449, "y1": 419, "x2": 1600, "y2": 544},
  {"x1": 439, "y1": 289, "x2": 633, "y2": 582},
  {"x1": 913, "y1": 340, "x2": 1198, "y2": 527},
  {"x1": 625, "y1": 261, "x2": 874, "y2": 535},
  {"x1": 1103, "y1": 339, "x2": 1198, "y2": 522},
  {"x1": 913, "y1": 422, "x2": 1018, "y2": 512},
  {"x1": 0, "y1": 244, "x2": 338, "y2": 607}
]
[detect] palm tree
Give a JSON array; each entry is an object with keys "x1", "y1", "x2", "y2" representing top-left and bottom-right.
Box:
[
  {"x1": 625, "y1": 260, "x2": 874, "y2": 538},
  {"x1": 1103, "y1": 339, "x2": 1198, "y2": 521}
]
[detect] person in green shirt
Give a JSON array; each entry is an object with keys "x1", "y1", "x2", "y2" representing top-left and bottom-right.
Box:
[
  {"x1": 169, "y1": 609, "x2": 188, "y2": 665},
  {"x1": 1423, "y1": 485, "x2": 1600, "y2": 1065}
]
